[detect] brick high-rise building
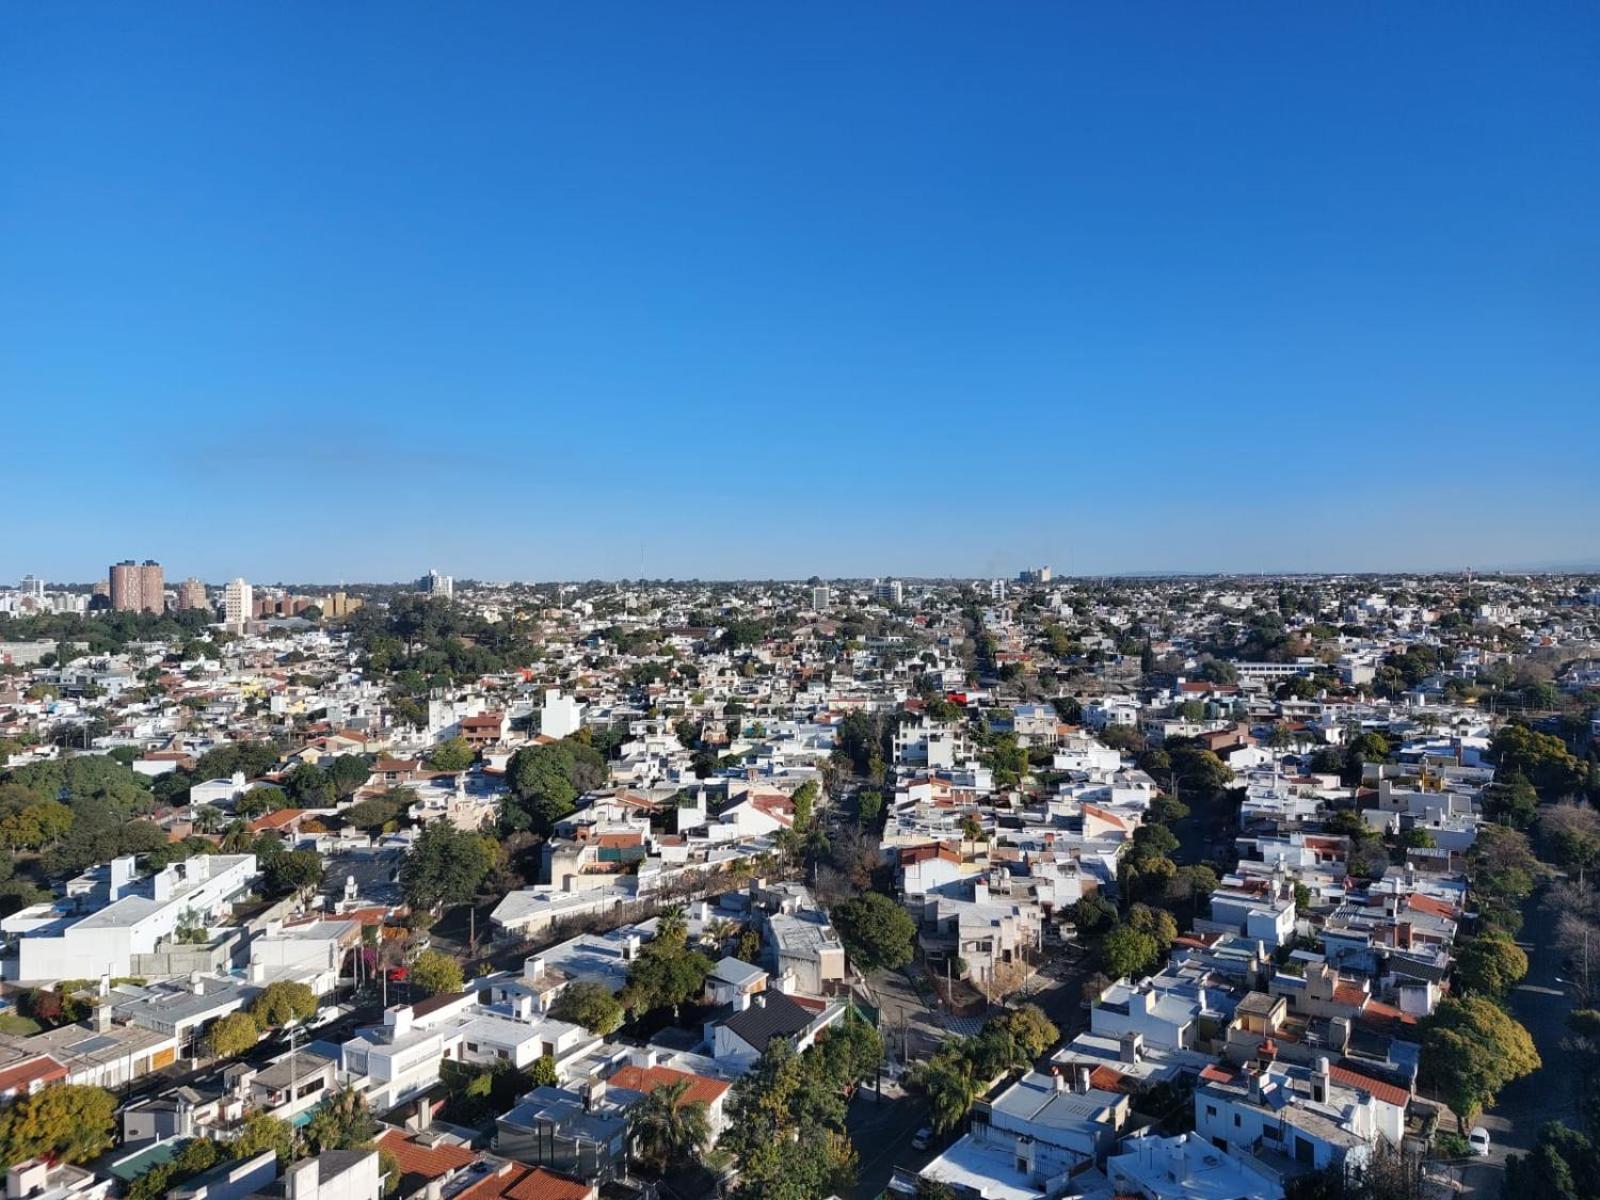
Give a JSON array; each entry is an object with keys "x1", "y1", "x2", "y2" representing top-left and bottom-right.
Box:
[
  {"x1": 177, "y1": 578, "x2": 209, "y2": 610},
  {"x1": 109, "y1": 559, "x2": 166, "y2": 613},
  {"x1": 139, "y1": 560, "x2": 165, "y2": 613},
  {"x1": 109, "y1": 560, "x2": 141, "y2": 611}
]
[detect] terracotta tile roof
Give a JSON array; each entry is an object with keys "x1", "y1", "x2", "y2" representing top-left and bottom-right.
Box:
[
  {"x1": 1080, "y1": 803, "x2": 1128, "y2": 830},
  {"x1": 1330, "y1": 1064, "x2": 1410, "y2": 1109},
  {"x1": 608, "y1": 1063, "x2": 730, "y2": 1109},
  {"x1": 1199, "y1": 1064, "x2": 1238, "y2": 1084},
  {"x1": 373, "y1": 1128, "x2": 476, "y2": 1193},
  {"x1": 1407, "y1": 893, "x2": 1460, "y2": 919},
  {"x1": 454, "y1": 1165, "x2": 594, "y2": 1200},
  {"x1": 1332, "y1": 984, "x2": 1369, "y2": 1008},
  {"x1": 1361, "y1": 1000, "x2": 1419, "y2": 1026},
  {"x1": 248, "y1": 808, "x2": 307, "y2": 832},
  {"x1": 0, "y1": 1054, "x2": 67, "y2": 1094}
]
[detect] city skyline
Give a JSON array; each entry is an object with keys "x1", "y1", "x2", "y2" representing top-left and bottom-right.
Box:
[{"x1": 3, "y1": 4, "x2": 1597, "y2": 581}]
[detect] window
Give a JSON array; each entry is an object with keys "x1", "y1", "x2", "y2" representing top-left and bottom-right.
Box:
[
  {"x1": 1206, "y1": 1105, "x2": 1217, "y2": 1119},
  {"x1": 1234, "y1": 1114, "x2": 1241, "y2": 1128}
]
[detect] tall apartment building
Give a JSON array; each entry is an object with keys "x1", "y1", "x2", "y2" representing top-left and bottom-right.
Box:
[
  {"x1": 223, "y1": 578, "x2": 253, "y2": 631},
  {"x1": 110, "y1": 559, "x2": 165, "y2": 612},
  {"x1": 1018, "y1": 565, "x2": 1053, "y2": 584},
  {"x1": 811, "y1": 585, "x2": 832, "y2": 611},
  {"x1": 420, "y1": 569, "x2": 454, "y2": 600},
  {"x1": 324, "y1": 591, "x2": 364, "y2": 618},
  {"x1": 18, "y1": 575, "x2": 45, "y2": 602},
  {"x1": 140, "y1": 560, "x2": 165, "y2": 612},
  {"x1": 872, "y1": 578, "x2": 904, "y2": 605},
  {"x1": 177, "y1": 578, "x2": 209, "y2": 610}
]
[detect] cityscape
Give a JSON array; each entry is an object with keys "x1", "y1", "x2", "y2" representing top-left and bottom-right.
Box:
[
  {"x1": 5, "y1": 5, "x2": 1599, "y2": 1200},
  {"x1": 1, "y1": 567, "x2": 1599, "y2": 1200}
]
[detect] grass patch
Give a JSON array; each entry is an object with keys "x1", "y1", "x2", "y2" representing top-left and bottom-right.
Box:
[{"x1": 0, "y1": 1014, "x2": 43, "y2": 1035}]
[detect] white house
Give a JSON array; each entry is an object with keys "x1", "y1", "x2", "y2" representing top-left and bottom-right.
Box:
[{"x1": 3, "y1": 854, "x2": 257, "y2": 982}]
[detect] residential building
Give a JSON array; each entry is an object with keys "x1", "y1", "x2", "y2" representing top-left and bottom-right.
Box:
[{"x1": 224, "y1": 578, "x2": 253, "y2": 631}]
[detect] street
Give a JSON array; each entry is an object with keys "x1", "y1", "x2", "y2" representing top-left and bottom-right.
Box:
[{"x1": 1456, "y1": 889, "x2": 1578, "y2": 1196}]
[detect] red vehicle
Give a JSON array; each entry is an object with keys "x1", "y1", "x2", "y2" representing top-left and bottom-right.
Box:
[{"x1": 387, "y1": 966, "x2": 409, "y2": 983}]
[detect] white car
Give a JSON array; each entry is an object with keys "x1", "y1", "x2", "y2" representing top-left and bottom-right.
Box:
[
  {"x1": 912, "y1": 1127, "x2": 933, "y2": 1151},
  {"x1": 1468, "y1": 1127, "x2": 1491, "y2": 1157}
]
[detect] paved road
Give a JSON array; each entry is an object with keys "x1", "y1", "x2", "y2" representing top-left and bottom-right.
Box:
[
  {"x1": 1457, "y1": 889, "x2": 1579, "y2": 1197},
  {"x1": 848, "y1": 1084, "x2": 929, "y2": 1200}
]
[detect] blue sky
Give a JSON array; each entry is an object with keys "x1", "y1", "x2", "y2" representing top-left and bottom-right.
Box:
[{"x1": 3, "y1": 4, "x2": 1597, "y2": 583}]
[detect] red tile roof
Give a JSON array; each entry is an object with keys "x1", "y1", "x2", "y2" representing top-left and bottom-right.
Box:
[
  {"x1": 455, "y1": 1165, "x2": 595, "y2": 1200},
  {"x1": 1330, "y1": 1064, "x2": 1411, "y2": 1109},
  {"x1": 0, "y1": 1055, "x2": 67, "y2": 1095},
  {"x1": 608, "y1": 1063, "x2": 730, "y2": 1109},
  {"x1": 248, "y1": 808, "x2": 307, "y2": 832},
  {"x1": 373, "y1": 1128, "x2": 476, "y2": 1190}
]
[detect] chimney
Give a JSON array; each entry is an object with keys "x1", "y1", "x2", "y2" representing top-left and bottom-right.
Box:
[
  {"x1": 1073, "y1": 1064, "x2": 1093, "y2": 1094},
  {"x1": 190, "y1": 970, "x2": 204, "y2": 996},
  {"x1": 1313, "y1": 1057, "x2": 1331, "y2": 1104},
  {"x1": 514, "y1": 994, "x2": 534, "y2": 1021},
  {"x1": 734, "y1": 991, "x2": 750, "y2": 1012},
  {"x1": 525, "y1": 955, "x2": 546, "y2": 980},
  {"x1": 409, "y1": 1096, "x2": 433, "y2": 1132},
  {"x1": 1052, "y1": 1067, "x2": 1068, "y2": 1093},
  {"x1": 384, "y1": 1005, "x2": 414, "y2": 1039},
  {"x1": 622, "y1": 935, "x2": 641, "y2": 962},
  {"x1": 1249, "y1": 1069, "x2": 1264, "y2": 1104},
  {"x1": 629, "y1": 1047, "x2": 657, "y2": 1069},
  {"x1": 582, "y1": 1077, "x2": 607, "y2": 1112},
  {"x1": 1119, "y1": 1032, "x2": 1144, "y2": 1064},
  {"x1": 94, "y1": 1003, "x2": 113, "y2": 1032}
]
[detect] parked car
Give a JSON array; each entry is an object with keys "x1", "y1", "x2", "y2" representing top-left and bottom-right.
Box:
[
  {"x1": 1468, "y1": 1127, "x2": 1491, "y2": 1157},
  {"x1": 912, "y1": 1127, "x2": 933, "y2": 1151}
]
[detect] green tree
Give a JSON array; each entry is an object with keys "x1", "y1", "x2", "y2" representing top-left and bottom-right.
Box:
[
  {"x1": 529, "y1": 1055, "x2": 559, "y2": 1087},
  {"x1": 629, "y1": 1078, "x2": 713, "y2": 1172},
  {"x1": 791, "y1": 779, "x2": 819, "y2": 831},
  {"x1": 548, "y1": 980, "x2": 625, "y2": 1035},
  {"x1": 344, "y1": 788, "x2": 411, "y2": 831},
  {"x1": 411, "y1": 949, "x2": 465, "y2": 996},
  {"x1": 856, "y1": 790, "x2": 884, "y2": 827},
  {"x1": 1420, "y1": 995, "x2": 1541, "y2": 1129},
  {"x1": 1004, "y1": 1004, "x2": 1060, "y2": 1060},
  {"x1": 233, "y1": 1111, "x2": 298, "y2": 1166},
  {"x1": 504, "y1": 743, "x2": 580, "y2": 833},
  {"x1": 263, "y1": 848, "x2": 323, "y2": 899},
  {"x1": 0, "y1": 1084, "x2": 118, "y2": 1164},
  {"x1": 1453, "y1": 934, "x2": 1529, "y2": 1001},
  {"x1": 1100, "y1": 924, "x2": 1161, "y2": 980},
  {"x1": 252, "y1": 981, "x2": 318, "y2": 1028},
  {"x1": 428, "y1": 738, "x2": 475, "y2": 773},
  {"x1": 204, "y1": 1010, "x2": 261, "y2": 1058},
  {"x1": 302, "y1": 1085, "x2": 375, "y2": 1154},
  {"x1": 912, "y1": 1048, "x2": 980, "y2": 1133},
  {"x1": 831, "y1": 892, "x2": 917, "y2": 973},
  {"x1": 327, "y1": 755, "x2": 374, "y2": 799},
  {"x1": 400, "y1": 823, "x2": 495, "y2": 911}
]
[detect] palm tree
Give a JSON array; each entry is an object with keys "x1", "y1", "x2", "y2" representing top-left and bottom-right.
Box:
[
  {"x1": 701, "y1": 917, "x2": 740, "y2": 953},
  {"x1": 191, "y1": 805, "x2": 223, "y2": 834},
  {"x1": 629, "y1": 1080, "x2": 711, "y2": 1172},
  {"x1": 655, "y1": 905, "x2": 689, "y2": 949},
  {"x1": 220, "y1": 820, "x2": 254, "y2": 853}
]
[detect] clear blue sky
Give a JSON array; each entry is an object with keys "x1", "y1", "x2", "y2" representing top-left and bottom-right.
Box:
[{"x1": 3, "y1": 4, "x2": 1597, "y2": 583}]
